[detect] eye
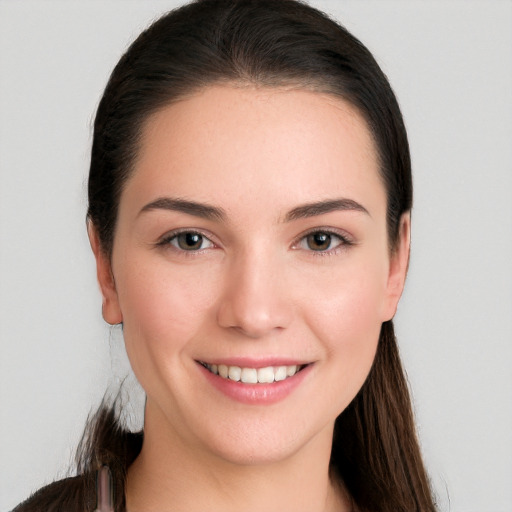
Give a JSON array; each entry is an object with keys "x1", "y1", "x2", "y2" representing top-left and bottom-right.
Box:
[
  {"x1": 295, "y1": 230, "x2": 351, "y2": 253},
  {"x1": 162, "y1": 231, "x2": 214, "y2": 251}
]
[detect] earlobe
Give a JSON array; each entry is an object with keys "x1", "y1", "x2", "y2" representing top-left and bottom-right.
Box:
[
  {"x1": 383, "y1": 213, "x2": 411, "y2": 321},
  {"x1": 87, "y1": 222, "x2": 123, "y2": 325}
]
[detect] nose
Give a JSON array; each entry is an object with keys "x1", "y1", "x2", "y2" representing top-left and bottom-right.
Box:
[{"x1": 216, "y1": 250, "x2": 292, "y2": 339}]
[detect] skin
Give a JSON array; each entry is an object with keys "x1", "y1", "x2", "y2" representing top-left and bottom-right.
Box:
[{"x1": 89, "y1": 85, "x2": 410, "y2": 512}]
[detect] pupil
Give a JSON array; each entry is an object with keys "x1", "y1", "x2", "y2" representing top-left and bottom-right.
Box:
[
  {"x1": 308, "y1": 232, "x2": 330, "y2": 251},
  {"x1": 179, "y1": 233, "x2": 202, "y2": 250}
]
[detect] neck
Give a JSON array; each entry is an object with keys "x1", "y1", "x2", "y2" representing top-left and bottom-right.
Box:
[{"x1": 125, "y1": 402, "x2": 351, "y2": 512}]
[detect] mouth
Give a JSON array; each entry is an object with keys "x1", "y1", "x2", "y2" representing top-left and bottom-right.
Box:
[{"x1": 198, "y1": 362, "x2": 309, "y2": 384}]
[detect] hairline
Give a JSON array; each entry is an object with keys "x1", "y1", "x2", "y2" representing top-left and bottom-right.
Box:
[{"x1": 96, "y1": 79, "x2": 390, "y2": 258}]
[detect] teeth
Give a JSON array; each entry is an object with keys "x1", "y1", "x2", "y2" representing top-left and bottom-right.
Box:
[
  {"x1": 274, "y1": 366, "x2": 287, "y2": 382},
  {"x1": 204, "y1": 363, "x2": 302, "y2": 383},
  {"x1": 257, "y1": 366, "x2": 274, "y2": 383},
  {"x1": 228, "y1": 366, "x2": 241, "y2": 382},
  {"x1": 286, "y1": 365, "x2": 298, "y2": 377},
  {"x1": 241, "y1": 368, "x2": 258, "y2": 384}
]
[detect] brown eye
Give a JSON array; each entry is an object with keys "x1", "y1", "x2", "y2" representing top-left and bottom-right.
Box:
[
  {"x1": 306, "y1": 232, "x2": 332, "y2": 251},
  {"x1": 169, "y1": 232, "x2": 213, "y2": 251},
  {"x1": 295, "y1": 230, "x2": 348, "y2": 253}
]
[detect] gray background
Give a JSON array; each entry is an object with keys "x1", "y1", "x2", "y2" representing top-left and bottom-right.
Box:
[{"x1": 1, "y1": 1, "x2": 511, "y2": 511}]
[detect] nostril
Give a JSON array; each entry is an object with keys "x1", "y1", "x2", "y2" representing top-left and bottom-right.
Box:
[
  {"x1": 217, "y1": 296, "x2": 291, "y2": 337},
  {"x1": 215, "y1": 261, "x2": 293, "y2": 337}
]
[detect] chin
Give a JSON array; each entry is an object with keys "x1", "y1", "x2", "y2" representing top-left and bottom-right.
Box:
[
  {"x1": 208, "y1": 438, "x2": 302, "y2": 467},
  {"x1": 194, "y1": 412, "x2": 335, "y2": 468}
]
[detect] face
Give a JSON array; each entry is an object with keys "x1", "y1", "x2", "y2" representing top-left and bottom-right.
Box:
[{"x1": 91, "y1": 85, "x2": 409, "y2": 466}]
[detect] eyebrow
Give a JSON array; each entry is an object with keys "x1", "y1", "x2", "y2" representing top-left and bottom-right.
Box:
[
  {"x1": 138, "y1": 196, "x2": 369, "y2": 223},
  {"x1": 139, "y1": 197, "x2": 226, "y2": 221},
  {"x1": 284, "y1": 198, "x2": 370, "y2": 222}
]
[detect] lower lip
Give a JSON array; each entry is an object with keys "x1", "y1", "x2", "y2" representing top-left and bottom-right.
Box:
[{"x1": 198, "y1": 363, "x2": 313, "y2": 405}]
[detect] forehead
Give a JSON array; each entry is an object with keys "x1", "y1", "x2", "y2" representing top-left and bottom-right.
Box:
[{"x1": 124, "y1": 85, "x2": 384, "y2": 220}]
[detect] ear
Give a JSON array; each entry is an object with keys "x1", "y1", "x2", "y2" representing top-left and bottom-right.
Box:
[
  {"x1": 87, "y1": 222, "x2": 123, "y2": 325},
  {"x1": 382, "y1": 213, "x2": 411, "y2": 321}
]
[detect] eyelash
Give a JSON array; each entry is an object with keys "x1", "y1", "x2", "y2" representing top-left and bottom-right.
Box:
[
  {"x1": 156, "y1": 229, "x2": 216, "y2": 255},
  {"x1": 155, "y1": 228, "x2": 354, "y2": 256},
  {"x1": 292, "y1": 228, "x2": 354, "y2": 256}
]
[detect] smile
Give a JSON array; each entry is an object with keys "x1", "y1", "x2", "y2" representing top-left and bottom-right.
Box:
[{"x1": 199, "y1": 362, "x2": 307, "y2": 384}]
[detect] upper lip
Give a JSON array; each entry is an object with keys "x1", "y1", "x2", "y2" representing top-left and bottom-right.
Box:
[{"x1": 196, "y1": 357, "x2": 313, "y2": 368}]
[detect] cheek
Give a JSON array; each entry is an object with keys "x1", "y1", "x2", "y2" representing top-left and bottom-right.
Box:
[
  {"x1": 300, "y1": 250, "x2": 388, "y2": 332},
  {"x1": 316, "y1": 278, "x2": 383, "y2": 362},
  {"x1": 298, "y1": 256, "x2": 387, "y2": 394},
  {"x1": 113, "y1": 258, "x2": 220, "y2": 373}
]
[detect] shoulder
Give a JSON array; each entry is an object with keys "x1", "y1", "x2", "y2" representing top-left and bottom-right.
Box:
[{"x1": 11, "y1": 475, "x2": 95, "y2": 512}]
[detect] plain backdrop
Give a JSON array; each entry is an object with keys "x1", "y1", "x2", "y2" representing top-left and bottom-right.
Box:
[{"x1": 1, "y1": 1, "x2": 511, "y2": 511}]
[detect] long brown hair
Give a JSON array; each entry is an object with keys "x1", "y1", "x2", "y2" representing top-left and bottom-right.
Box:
[{"x1": 16, "y1": 1, "x2": 436, "y2": 511}]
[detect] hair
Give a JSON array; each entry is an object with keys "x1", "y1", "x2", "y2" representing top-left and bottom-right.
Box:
[{"x1": 15, "y1": 1, "x2": 437, "y2": 511}]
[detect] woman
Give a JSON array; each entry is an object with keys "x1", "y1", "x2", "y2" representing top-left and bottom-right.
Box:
[{"x1": 13, "y1": 0, "x2": 437, "y2": 511}]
